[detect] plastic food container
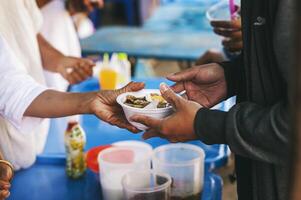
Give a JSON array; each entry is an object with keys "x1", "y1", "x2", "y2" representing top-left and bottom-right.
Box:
[
  {"x1": 122, "y1": 170, "x2": 172, "y2": 200},
  {"x1": 116, "y1": 89, "x2": 173, "y2": 130},
  {"x1": 152, "y1": 143, "x2": 205, "y2": 200},
  {"x1": 98, "y1": 146, "x2": 152, "y2": 200},
  {"x1": 113, "y1": 140, "x2": 153, "y2": 153},
  {"x1": 206, "y1": 0, "x2": 240, "y2": 21},
  {"x1": 86, "y1": 145, "x2": 112, "y2": 173}
]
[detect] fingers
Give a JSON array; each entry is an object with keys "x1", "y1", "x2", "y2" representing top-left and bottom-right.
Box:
[
  {"x1": 0, "y1": 190, "x2": 10, "y2": 199},
  {"x1": 110, "y1": 118, "x2": 140, "y2": 133},
  {"x1": 160, "y1": 83, "x2": 184, "y2": 109},
  {"x1": 213, "y1": 28, "x2": 242, "y2": 39},
  {"x1": 117, "y1": 82, "x2": 145, "y2": 95},
  {"x1": 0, "y1": 180, "x2": 10, "y2": 199},
  {"x1": 210, "y1": 19, "x2": 241, "y2": 30},
  {"x1": 170, "y1": 82, "x2": 185, "y2": 93},
  {"x1": 142, "y1": 129, "x2": 161, "y2": 140},
  {"x1": 130, "y1": 115, "x2": 162, "y2": 130},
  {"x1": 0, "y1": 181, "x2": 10, "y2": 191},
  {"x1": 126, "y1": 82, "x2": 145, "y2": 92},
  {"x1": 167, "y1": 67, "x2": 197, "y2": 82},
  {"x1": 195, "y1": 50, "x2": 225, "y2": 65},
  {"x1": 222, "y1": 39, "x2": 243, "y2": 52}
]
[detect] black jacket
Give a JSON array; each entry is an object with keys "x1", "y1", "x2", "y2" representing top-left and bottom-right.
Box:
[{"x1": 194, "y1": 0, "x2": 296, "y2": 199}]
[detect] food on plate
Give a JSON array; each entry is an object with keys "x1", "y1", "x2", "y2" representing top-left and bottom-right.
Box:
[
  {"x1": 124, "y1": 95, "x2": 150, "y2": 108},
  {"x1": 124, "y1": 93, "x2": 169, "y2": 109}
]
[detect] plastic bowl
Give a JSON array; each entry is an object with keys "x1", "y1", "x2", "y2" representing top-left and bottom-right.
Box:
[{"x1": 117, "y1": 89, "x2": 173, "y2": 130}]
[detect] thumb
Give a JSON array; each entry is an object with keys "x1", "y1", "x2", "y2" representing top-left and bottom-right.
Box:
[
  {"x1": 160, "y1": 83, "x2": 184, "y2": 109},
  {"x1": 119, "y1": 82, "x2": 145, "y2": 94},
  {"x1": 166, "y1": 67, "x2": 196, "y2": 82},
  {"x1": 126, "y1": 82, "x2": 145, "y2": 92}
]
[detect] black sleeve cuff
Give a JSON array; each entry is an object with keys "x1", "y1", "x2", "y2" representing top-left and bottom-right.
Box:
[
  {"x1": 218, "y1": 54, "x2": 243, "y2": 98},
  {"x1": 194, "y1": 108, "x2": 227, "y2": 144}
]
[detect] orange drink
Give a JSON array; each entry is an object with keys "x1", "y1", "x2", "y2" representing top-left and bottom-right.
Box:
[{"x1": 99, "y1": 68, "x2": 118, "y2": 90}]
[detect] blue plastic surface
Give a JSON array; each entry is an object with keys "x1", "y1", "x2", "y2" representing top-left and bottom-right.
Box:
[
  {"x1": 43, "y1": 77, "x2": 229, "y2": 171},
  {"x1": 9, "y1": 156, "x2": 222, "y2": 200},
  {"x1": 144, "y1": 2, "x2": 216, "y2": 32},
  {"x1": 80, "y1": 26, "x2": 220, "y2": 61}
]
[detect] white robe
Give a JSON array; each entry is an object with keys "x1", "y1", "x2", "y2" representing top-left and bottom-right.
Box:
[
  {"x1": 40, "y1": 0, "x2": 81, "y2": 92},
  {"x1": 0, "y1": 0, "x2": 49, "y2": 170}
]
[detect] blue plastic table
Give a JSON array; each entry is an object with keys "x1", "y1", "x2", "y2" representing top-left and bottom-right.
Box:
[
  {"x1": 9, "y1": 156, "x2": 222, "y2": 200},
  {"x1": 144, "y1": 1, "x2": 216, "y2": 32},
  {"x1": 43, "y1": 77, "x2": 229, "y2": 171},
  {"x1": 80, "y1": 26, "x2": 220, "y2": 61}
]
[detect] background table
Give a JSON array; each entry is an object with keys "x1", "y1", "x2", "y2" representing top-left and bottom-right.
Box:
[
  {"x1": 81, "y1": 27, "x2": 220, "y2": 61},
  {"x1": 9, "y1": 156, "x2": 222, "y2": 200}
]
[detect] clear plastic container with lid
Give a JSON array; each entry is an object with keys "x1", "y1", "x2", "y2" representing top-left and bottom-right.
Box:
[
  {"x1": 152, "y1": 143, "x2": 205, "y2": 200},
  {"x1": 122, "y1": 170, "x2": 171, "y2": 200},
  {"x1": 98, "y1": 146, "x2": 152, "y2": 200}
]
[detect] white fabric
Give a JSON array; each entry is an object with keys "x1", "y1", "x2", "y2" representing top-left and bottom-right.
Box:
[
  {"x1": 40, "y1": 0, "x2": 81, "y2": 91},
  {"x1": 0, "y1": 0, "x2": 50, "y2": 170},
  {"x1": 0, "y1": 36, "x2": 48, "y2": 170}
]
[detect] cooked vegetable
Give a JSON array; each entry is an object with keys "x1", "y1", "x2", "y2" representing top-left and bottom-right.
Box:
[{"x1": 124, "y1": 95, "x2": 150, "y2": 108}]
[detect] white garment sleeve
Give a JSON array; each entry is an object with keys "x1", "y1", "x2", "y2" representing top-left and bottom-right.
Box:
[{"x1": 0, "y1": 36, "x2": 48, "y2": 129}]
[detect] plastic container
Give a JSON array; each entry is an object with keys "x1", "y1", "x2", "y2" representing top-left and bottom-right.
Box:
[
  {"x1": 116, "y1": 89, "x2": 173, "y2": 130},
  {"x1": 86, "y1": 145, "x2": 112, "y2": 173},
  {"x1": 117, "y1": 53, "x2": 131, "y2": 89},
  {"x1": 113, "y1": 140, "x2": 153, "y2": 153},
  {"x1": 206, "y1": 0, "x2": 240, "y2": 22},
  {"x1": 122, "y1": 170, "x2": 172, "y2": 200},
  {"x1": 98, "y1": 146, "x2": 152, "y2": 200},
  {"x1": 99, "y1": 53, "x2": 118, "y2": 90},
  {"x1": 152, "y1": 144, "x2": 205, "y2": 200}
]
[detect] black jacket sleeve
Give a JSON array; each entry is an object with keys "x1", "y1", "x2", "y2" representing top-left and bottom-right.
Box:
[{"x1": 194, "y1": 101, "x2": 290, "y2": 165}]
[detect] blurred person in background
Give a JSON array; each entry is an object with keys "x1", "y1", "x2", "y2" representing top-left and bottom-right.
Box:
[
  {"x1": 196, "y1": 14, "x2": 242, "y2": 65},
  {"x1": 36, "y1": 0, "x2": 104, "y2": 91}
]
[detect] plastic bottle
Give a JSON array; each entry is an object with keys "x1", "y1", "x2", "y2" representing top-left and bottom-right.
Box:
[
  {"x1": 64, "y1": 121, "x2": 86, "y2": 179},
  {"x1": 117, "y1": 53, "x2": 131, "y2": 88},
  {"x1": 99, "y1": 53, "x2": 118, "y2": 90}
]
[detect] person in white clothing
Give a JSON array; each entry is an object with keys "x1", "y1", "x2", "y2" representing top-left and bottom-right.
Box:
[
  {"x1": 37, "y1": 0, "x2": 103, "y2": 91},
  {"x1": 0, "y1": 34, "x2": 143, "y2": 199},
  {"x1": 0, "y1": 0, "x2": 104, "y2": 171}
]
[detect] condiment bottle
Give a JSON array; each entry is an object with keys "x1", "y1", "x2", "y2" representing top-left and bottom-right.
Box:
[
  {"x1": 117, "y1": 53, "x2": 131, "y2": 88},
  {"x1": 99, "y1": 53, "x2": 118, "y2": 90},
  {"x1": 64, "y1": 121, "x2": 86, "y2": 179}
]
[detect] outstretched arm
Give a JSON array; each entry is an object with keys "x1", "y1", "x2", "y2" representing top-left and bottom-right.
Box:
[{"x1": 37, "y1": 34, "x2": 94, "y2": 84}]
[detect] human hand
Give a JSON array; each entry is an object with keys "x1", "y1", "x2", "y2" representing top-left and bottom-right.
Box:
[
  {"x1": 56, "y1": 56, "x2": 95, "y2": 85},
  {"x1": 0, "y1": 161, "x2": 13, "y2": 200},
  {"x1": 167, "y1": 63, "x2": 227, "y2": 108},
  {"x1": 90, "y1": 82, "x2": 145, "y2": 133},
  {"x1": 196, "y1": 50, "x2": 225, "y2": 65},
  {"x1": 131, "y1": 83, "x2": 202, "y2": 142},
  {"x1": 66, "y1": 0, "x2": 104, "y2": 14},
  {"x1": 83, "y1": 0, "x2": 104, "y2": 11},
  {"x1": 211, "y1": 18, "x2": 242, "y2": 53}
]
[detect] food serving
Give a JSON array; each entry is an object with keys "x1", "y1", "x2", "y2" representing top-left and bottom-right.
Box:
[
  {"x1": 124, "y1": 93, "x2": 169, "y2": 109},
  {"x1": 116, "y1": 89, "x2": 173, "y2": 130}
]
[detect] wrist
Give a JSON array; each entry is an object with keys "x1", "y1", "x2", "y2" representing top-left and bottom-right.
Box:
[{"x1": 78, "y1": 92, "x2": 97, "y2": 114}]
